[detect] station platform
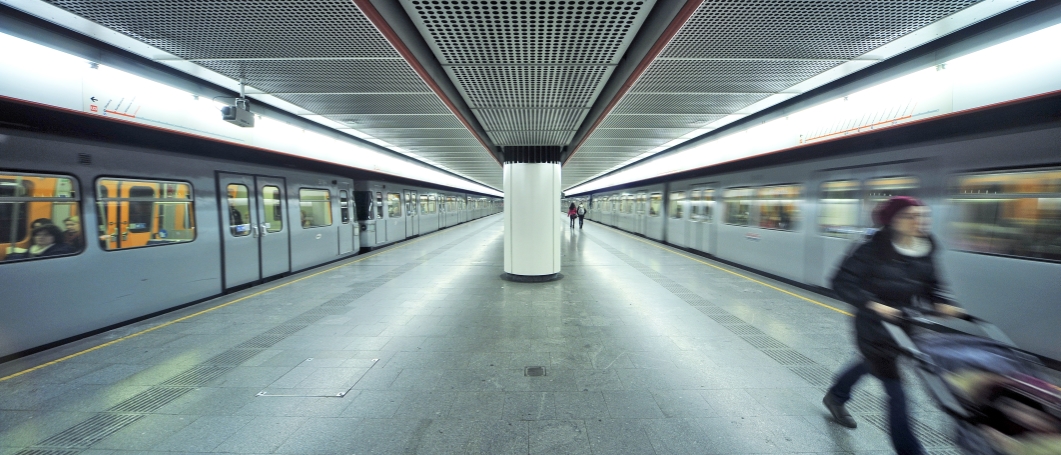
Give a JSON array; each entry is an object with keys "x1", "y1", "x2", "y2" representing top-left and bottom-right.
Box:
[{"x1": 0, "y1": 215, "x2": 966, "y2": 454}]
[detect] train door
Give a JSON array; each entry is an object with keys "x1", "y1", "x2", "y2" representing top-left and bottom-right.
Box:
[
  {"x1": 405, "y1": 190, "x2": 419, "y2": 237},
  {"x1": 806, "y1": 162, "x2": 926, "y2": 287},
  {"x1": 691, "y1": 186, "x2": 717, "y2": 255},
  {"x1": 374, "y1": 191, "x2": 386, "y2": 244},
  {"x1": 635, "y1": 192, "x2": 647, "y2": 235},
  {"x1": 337, "y1": 185, "x2": 354, "y2": 254},
  {"x1": 219, "y1": 173, "x2": 291, "y2": 289}
]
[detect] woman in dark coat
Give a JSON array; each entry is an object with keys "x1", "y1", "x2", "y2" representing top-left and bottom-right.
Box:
[
  {"x1": 5, "y1": 224, "x2": 77, "y2": 261},
  {"x1": 568, "y1": 202, "x2": 577, "y2": 228},
  {"x1": 822, "y1": 196, "x2": 965, "y2": 455}
]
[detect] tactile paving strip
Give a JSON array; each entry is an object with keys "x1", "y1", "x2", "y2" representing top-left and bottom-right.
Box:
[{"x1": 34, "y1": 414, "x2": 143, "y2": 449}]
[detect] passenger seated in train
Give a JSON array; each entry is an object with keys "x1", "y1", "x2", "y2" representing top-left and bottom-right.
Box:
[
  {"x1": 30, "y1": 217, "x2": 53, "y2": 230},
  {"x1": 63, "y1": 216, "x2": 84, "y2": 250},
  {"x1": 4, "y1": 224, "x2": 78, "y2": 260}
]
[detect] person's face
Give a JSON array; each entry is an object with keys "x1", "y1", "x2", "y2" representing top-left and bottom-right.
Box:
[
  {"x1": 33, "y1": 231, "x2": 56, "y2": 247},
  {"x1": 65, "y1": 221, "x2": 79, "y2": 232},
  {"x1": 891, "y1": 206, "x2": 930, "y2": 238}
]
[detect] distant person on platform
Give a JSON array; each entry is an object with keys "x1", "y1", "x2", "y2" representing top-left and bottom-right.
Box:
[
  {"x1": 568, "y1": 203, "x2": 577, "y2": 228},
  {"x1": 576, "y1": 203, "x2": 587, "y2": 229}
]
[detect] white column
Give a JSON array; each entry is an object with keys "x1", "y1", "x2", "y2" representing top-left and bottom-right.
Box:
[{"x1": 504, "y1": 162, "x2": 561, "y2": 277}]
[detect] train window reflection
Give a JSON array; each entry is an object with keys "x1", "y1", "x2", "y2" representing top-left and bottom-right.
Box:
[
  {"x1": 691, "y1": 188, "x2": 714, "y2": 222},
  {"x1": 649, "y1": 193, "x2": 662, "y2": 217},
  {"x1": 758, "y1": 185, "x2": 802, "y2": 231},
  {"x1": 388, "y1": 193, "x2": 402, "y2": 218},
  {"x1": 1, "y1": 172, "x2": 83, "y2": 262},
  {"x1": 227, "y1": 184, "x2": 251, "y2": 237},
  {"x1": 669, "y1": 192, "x2": 684, "y2": 219},
  {"x1": 375, "y1": 192, "x2": 384, "y2": 219},
  {"x1": 866, "y1": 176, "x2": 918, "y2": 225},
  {"x1": 299, "y1": 188, "x2": 332, "y2": 228},
  {"x1": 97, "y1": 178, "x2": 195, "y2": 250},
  {"x1": 263, "y1": 186, "x2": 283, "y2": 232},
  {"x1": 724, "y1": 188, "x2": 754, "y2": 226},
  {"x1": 820, "y1": 180, "x2": 861, "y2": 238},
  {"x1": 950, "y1": 169, "x2": 1061, "y2": 261}
]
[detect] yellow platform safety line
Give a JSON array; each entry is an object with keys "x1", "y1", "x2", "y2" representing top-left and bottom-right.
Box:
[
  {"x1": 597, "y1": 222, "x2": 854, "y2": 318},
  {"x1": 0, "y1": 221, "x2": 475, "y2": 383}
]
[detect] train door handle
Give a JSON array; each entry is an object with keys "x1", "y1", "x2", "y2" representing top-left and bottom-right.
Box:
[
  {"x1": 121, "y1": 231, "x2": 128, "y2": 241},
  {"x1": 252, "y1": 225, "x2": 259, "y2": 238},
  {"x1": 259, "y1": 224, "x2": 268, "y2": 236}
]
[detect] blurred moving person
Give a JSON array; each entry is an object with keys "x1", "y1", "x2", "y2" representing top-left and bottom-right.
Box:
[{"x1": 822, "y1": 196, "x2": 965, "y2": 455}]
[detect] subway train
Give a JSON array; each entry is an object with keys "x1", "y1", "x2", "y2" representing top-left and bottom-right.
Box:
[
  {"x1": 576, "y1": 123, "x2": 1061, "y2": 362},
  {"x1": 0, "y1": 128, "x2": 501, "y2": 361}
]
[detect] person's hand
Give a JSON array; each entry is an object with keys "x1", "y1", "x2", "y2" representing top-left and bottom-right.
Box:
[
  {"x1": 934, "y1": 303, "x2": 967, "y2": 318},
  {"x1": 868, "y1": 301, "x2": 901, "y2": 321}
]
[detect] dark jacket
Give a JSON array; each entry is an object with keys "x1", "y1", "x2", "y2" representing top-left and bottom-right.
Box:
[
  {"x1": 832, "y1": 227, "x2": 953, "y2": 377},
  {"x1": 5, "y1": 243, "x2": 78, "y2": 261}
]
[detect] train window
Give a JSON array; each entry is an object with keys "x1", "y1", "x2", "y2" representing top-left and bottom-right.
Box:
[
  {"x1": 420, "y1": 194, "x2": 428, "y2": 214},
  {"x1": 820, "y1": 180, "x2": 861, "y2": 238},
  {"x1": 428, "y1": 194, "x2": 437, "y2": 213},
  {"x1": 669, "y1": 192, "x2": 685, "y2": 219},
  {"x1": 339, "y1": 190, "x2": 350, "y2": 224},
  {"x1": 299, "y1": 188, "x2": 332, "y2": 228},
  {"x1": 724, "y1": 188, "x2": 754, "y2": 226},
  {"x1": 757, "y1": 185, "x2": 802, "y2": 231},
  {"x1": 97, "y1": 178, "x2": 194, "y2": 250},
  {"x1": 387, "y1": 193, "x2": 402, "y2": 218},
  {"x1": 227, "y1": 184, "x2": 251, "y2": 237},
  {"x1": 866, "y1": 176, "x2": 918, "y2": 224},
  {"x1": 648, "y1": 193, "x2": 662, "y2": 216},
  {"x1": 375, "y1": 192, "x2": 384, "y2": 219},
  {"x1": 1, "y1": 172, "x2": 83, "y2": 262},
  {"x1": 262, "y1": 186, "x2": 283, "y2": 232},
  {"x1": 949, "y1": 169, "x2": 1061, "y2": 261}
]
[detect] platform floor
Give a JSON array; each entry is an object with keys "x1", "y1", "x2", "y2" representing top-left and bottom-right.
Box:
[{"x1": 0, "y1": 215, "x2": 966, "y2": 454}]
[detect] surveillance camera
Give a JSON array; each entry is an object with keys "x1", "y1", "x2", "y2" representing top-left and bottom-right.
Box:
[{"x1": 222, "y1": 98, "x2": 254, "y2": 127}]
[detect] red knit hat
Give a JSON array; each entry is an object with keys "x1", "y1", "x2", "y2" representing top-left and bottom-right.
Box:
[{"x1": 872, "y1": 196, "x2": 924, "y2": 227}]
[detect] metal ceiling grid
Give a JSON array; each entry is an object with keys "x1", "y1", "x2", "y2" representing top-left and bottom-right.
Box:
[
  {"x1": 42, "y1": 0, "x2": 504, "y2": 190},
  {"x1": 195, "y1": 59, "x2": 433, "y2": 94},
  {"x1": 447, "y1": 66, "x2": 614, "y2": 108},
  {"x1": 588, "y1": 128, "x2": 698, "y2": 139},
  {"x1": 632, "y1": 59, "x2": 846, "y2": 94},
  {"x1": 401, "y1": 0, "x2": 657, "y2": 161},
  {"x1": 486, "y1": 131, "x2": 577, "y2": 146},
  {"x1": 474, "y1": 109, "x2": 589, "y2": 132},
  {"x1": 401, "y1": 1, "x2": 653, "y2": 65},
  {"x1": 45, "y1": 0, "x2": 398, "y2": 59},
  {"x1": 325, "y1": 115, "x2": 468, "y2": 129},
  {"x1": 356, "y1": 129, "x2": 479, "y2": 139},
  {"x1": 663, "y1": 0, "x2": 981, "y2": 60},
  {"x1": 563, "y1": 0, "x2": 988, "y2": 190},
  {"x1": 382, "y1": 138, "x2": 485, "y2": 147},
  {"x1": 275, "y1": 94, "x2": 453, "y2": 116},
  {"x1": 599, "y1": 114, "x2": 728, "y2": 129},
  {"x1": 614, "y1": 93, "x2": 773, "y2": 115},
  {"x1": 582, "y1": 138, "x2": 675, "y2": 147}
]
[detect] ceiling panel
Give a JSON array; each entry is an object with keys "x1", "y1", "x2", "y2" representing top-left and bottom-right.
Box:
[
  {"x1": 325, "y1": 115, "x2": 467, "y2": 129},
  {"x1": 195, "y1": 59, "x2": 432, "y2": 94},
  {"x1": 633, "y1": 59, "x2": 845, "y2": 94},
  {"x1": 663, "y1": 0, "x2": 980, "y2": 60},
  {"x1": 487, "y1": 131, "x2": 576, "y2": 147},
  {"x1": 614, "y1": 93, "x2": 772, "y2": 115},
  {"x1": 355, "y1": 129, "x2": 477, "y2": 139},
  {"x1": 275, "y1": 93, "x2": 452, "y2": 115},
  {"x1": 599, "y1": 114, "x2": 728, "y2": 129},
  {"x1": 474, "y1": 109, "x2": 589, "y2": 132},
  {"x1": 448, "y1": 66, "x2": 614, "y2": 108}
]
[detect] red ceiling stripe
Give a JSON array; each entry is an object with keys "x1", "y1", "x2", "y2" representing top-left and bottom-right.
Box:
[
  {"x1": 563, "y1": 0, "x2": 705, "y2": 167},
  {"x1": 349, "y1": 0, "x2": 501, "y2": 166}
]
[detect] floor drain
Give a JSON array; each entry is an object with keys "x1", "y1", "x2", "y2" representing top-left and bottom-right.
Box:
[{"x1": 524, "y1": 366, "x2": 545, "y2": 377}]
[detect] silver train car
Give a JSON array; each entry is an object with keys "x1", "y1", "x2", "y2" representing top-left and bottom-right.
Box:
[
  {"x1": 354, "y1": 181, "x2": 501, "y2": 249},
  {"x1": 583, "y1": 124, "x2": 1061, "y2": 362},
  {"x1": 0, "y1": 128, "x2": 500, "y2": 360}
]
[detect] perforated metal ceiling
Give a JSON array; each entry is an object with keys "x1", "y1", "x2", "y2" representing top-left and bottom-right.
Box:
[
  {"x1": 40, "y1": 0, "x2": 503, "y2": 189},
  {"x1": 29, "y1": 0, "x2": 1002, "y2": 192},
  {"x1": 562, "y1": 0, "x2": 989, "y2": 189},
  {"x1": 401, "y1": 0, "x2": 656, "y2": 147}
]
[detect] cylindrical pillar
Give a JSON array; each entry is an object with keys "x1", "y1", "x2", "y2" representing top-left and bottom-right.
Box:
[{"x1": 503, "y1": 147, "x2": 561, "y2": 280}]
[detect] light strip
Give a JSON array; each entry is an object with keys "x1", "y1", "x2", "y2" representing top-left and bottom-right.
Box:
[
  {"x1": 566, "y1": 20, "x2": 1061, "y2": 195},
  {"x1": 0, "y1": 32, "x2": 502, "y2": 197}
]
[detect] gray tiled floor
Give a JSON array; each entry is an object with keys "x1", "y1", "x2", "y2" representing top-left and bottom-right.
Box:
[{"x1": 0, "y1": 215, "x2": 968, "y2": 454}]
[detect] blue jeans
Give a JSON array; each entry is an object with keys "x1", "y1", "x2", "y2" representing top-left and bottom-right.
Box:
[{"x1": 828, "y1": 361, "x2": 924, "y2": 455}]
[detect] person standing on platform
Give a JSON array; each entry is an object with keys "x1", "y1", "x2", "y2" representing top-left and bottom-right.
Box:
[
  {"x1": 568, "y1": 203, "x2": 577, "y2": 228},
  {"x1": 821, "y1": 196, "x2": 965, "y2": 455},
  {"x1": 576, "y1": 203, "x2": 587, "y2": 229}
]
